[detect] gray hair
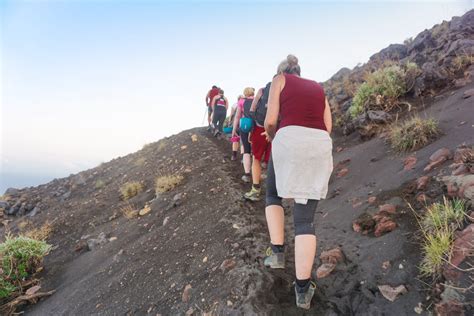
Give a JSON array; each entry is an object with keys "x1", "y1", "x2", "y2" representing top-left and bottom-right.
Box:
[{"x1": 277, "y1": 54, "x2": 301, "y2": 75}]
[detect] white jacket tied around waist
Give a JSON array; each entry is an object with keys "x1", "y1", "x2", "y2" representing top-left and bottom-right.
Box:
[{"x1": 272, "y1": 125, "x2": 333, "y2": 204}]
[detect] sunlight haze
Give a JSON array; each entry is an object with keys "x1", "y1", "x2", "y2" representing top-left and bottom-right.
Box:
[{"x1": 1, "y1": 0, "x2": 472, "y2": 191}]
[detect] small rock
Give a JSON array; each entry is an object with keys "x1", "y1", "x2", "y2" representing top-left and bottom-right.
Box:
[
  {"x1": 25, "y1": 285, "x2": 41, "y2": 296},
  {"x1": 403, "y1": 156, "x2": 417, "y2": 171},
  {"x1": 452, "y1": 164, "x2": 469, "y2": 176},
  {"x1": 316, "y1": 263, "x2": 336, "y2": 279},
  {"x1": 139, "y1": 205, "x2": 151, "y2": 216},
  {"x1": 220, "y1": 259, "x2": 236, "y2": 272},
  {"x1": 320, "y1": 248, "x2": 344, "y2": 264},
  {"x1": 87, "y1": 232, "x2": 107, "y2": 251},
  {"x1": 416, "y1": 176, "x2": 430, "y2": 190},
  {"x1": 227, "y1": 300, "x2": 233, "y2": 306},
  {"x1": 191, "y1": 134, "x2": 198, "y2": 142},
  {"x1": 181, "y1": 145, "x2": 188, "y2": 150},
  {"x1": 173, "y1": 193, "x2": 183, "y2": 202},
  {"x1": 182, "y1": 284, "x2": 192, "y2": 303},
  {"x1": 109, "y1": 237, "x2": 117, "y2": 242},
  {"x1": 336, "y1": 146, "x2": 343, "y2": 153},
  {"x1": 27, "y1": 206, "x2": 40, "y2": 217},
  {"x1": 367, "y1": 196, "x2": 377, "y2": 204},
  {"x1": 435, "y1": 300, "x2": 464, "y2": 316},
  {"x1": 378, "y1": 284, "x2": 407, "y2": 302},
  {"x1": 414, "y1": 303, "x2": 423, "y2": 314},
  {"x1": 378, "y1": 204, "x2": 396, "y2": 215},
  {"x1": 382, "y1": 261, "x2": 391, "y2": 270},
  {"x1": 185, "y1": 307, "x2": 194, "y2": 316},
  {"x1": 462, "y1": 88, "x2": 474, "y2": 98},
  {"x1": 163, "y1": 216, "x2": 170, "y2": 226},
  {"x1": 337, "y1": 168, "x2": 349, "y2": 178},
  {"x1": 202, "y1": 256, "x2": 208, "y2": 263},
  {"x1": 353, "y1": 213, "x2": 376, "y2": 234},
  {"x1": 424, "y1": 148, "x2": 452, "y2": 172},
  {"x1": 374, "y1": 218, "x2": 397, "y2": 237},
  {"x1": 416, "y1": 193, "x2": 428, "y2": 203}
]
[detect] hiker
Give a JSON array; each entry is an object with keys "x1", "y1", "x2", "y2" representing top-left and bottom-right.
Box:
[
  {"x1": 229, "y1": 95, "x2": 244, "y2": 161},
  {"x1": 210, "y1": 89, "x2": 228, "y2": 138},
  {"x1": 232, "y1": 87, "x2": 255, "y2": 183},
  {"x1": 243, "y1": 82, "x2": 272, "y2": 201},
  {"x1": 263, "y1": 55, "x2": 333, "y2": 309},
  {"x1": 206, "y1": 85, "x2": 220, "y2": 130}
]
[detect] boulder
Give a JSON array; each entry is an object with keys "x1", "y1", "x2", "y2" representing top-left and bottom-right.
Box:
[
  {"x1": 441, "y1": 175, "x2": 474, "y2": 202},
  {"x1": 424, "y1": 148, "x2": 452, "y2": 172},
  {"x1": 370, "y1": 44, "x2": 408, "y2": 62},
  {"x1": 367, "y1": 110, "x2": 392, "y2": 124},
  {"x1": 420, "y1": 62, "x2": 449, "y2": 90},
  {"x1": 4, "y1": 188, "x2": 20, "y2": 196}
]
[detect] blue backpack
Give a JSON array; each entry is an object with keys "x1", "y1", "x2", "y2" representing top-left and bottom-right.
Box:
[{"x1": 239, "y1": 117, "x2": 253, "y2": 133}]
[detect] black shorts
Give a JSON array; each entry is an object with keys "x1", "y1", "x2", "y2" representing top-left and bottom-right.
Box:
[{"x1": 208, "y1": 105, "x2": 213, "y2": 115}]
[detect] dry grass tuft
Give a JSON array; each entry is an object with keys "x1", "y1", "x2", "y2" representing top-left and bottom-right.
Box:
[
  {"x1": 23, "y1": 221, "x2": 54, "y2": 241},
  {"x1": 134, "y1": 157, "x2": 146, "y2": 167},
  {"x1": 120, "y1": 181, "x2": 143, "y2": 200},
  {"x1": 389, "y1": 116, "x2": 440, "y2": 152},
  {"x1": 120, "y1": 203, "x2": 138, "y2": 219},
  {"x1": 155, "y1": 175, "x2": 183, "y2": 194},
  {"x1": 95, "y1": 179, "x2": 105, "y2": 189}
]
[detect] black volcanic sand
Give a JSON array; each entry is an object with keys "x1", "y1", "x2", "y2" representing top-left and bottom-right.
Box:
[{"x1": 1, "y1": 83, "x2": 472, "y2": 315}]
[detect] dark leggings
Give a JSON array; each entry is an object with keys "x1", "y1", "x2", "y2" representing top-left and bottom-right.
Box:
[
  {"x1": 241, "y1": 131, "x2": 251, "y2": 154},
  {"x1": 266, "y1": 156, "x2": 319, "y2": 236},
  {"x1": 212, "y1": 107, "x2": 226, "y2": 133}
]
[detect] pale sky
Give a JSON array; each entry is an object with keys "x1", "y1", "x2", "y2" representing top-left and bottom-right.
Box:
[{"x1": 0, "y1": 0, "x2": 472, "y2": 190}]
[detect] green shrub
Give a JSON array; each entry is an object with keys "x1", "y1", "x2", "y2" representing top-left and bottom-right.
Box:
[
  {"x1": 366, "y1": 65, "x2": 406, "y2": 99},
  {"x1": 0, "y1": 236, "x2": 51, "y2": 298},
  {"x1": 350, "y1": 83, "x2": 374, "y2": 117},
  {"x1": 420, "y1": 226, "x2": 453, "y2": 277},
  {"x1": 389, "y1": 117, "x2": 440, "y2": 152},
  {"x1": 417, "y1": 198, "x2": 467, "y2": 278},
  {"x1": 423, "y1": 198, "x2": 466, "y2": 233},
  {"x1": 349, "y1": 63, "x2": 421, "y2": 118},
  {"x1": 120, "y1": 181, "x2": 143, "y2": 200}
]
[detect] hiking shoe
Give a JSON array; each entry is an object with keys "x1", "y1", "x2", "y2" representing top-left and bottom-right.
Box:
[
  {"x1": 244, "y1": 187, "x2": 261, "y2": 201},
  {"x1": 295, "y1": 281, "x2": 316, "y2": 310},
  {"x1": 231, "y1": 155, "x2": 237, "y2": 161},
  {"x1": 241, "y1": 175, "x2": 251, "y2": 183},
  {"x1": 263, "y1": 247, "x2": 285, "y2": 269}
]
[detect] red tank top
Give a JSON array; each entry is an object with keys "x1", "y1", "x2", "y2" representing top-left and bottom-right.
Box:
[
  {"x1": 279, "y1": 74, "x2": 327, "y2": 131},
  {"x1": 209, "y1": 88, "x2": 219, "y2": 104}
]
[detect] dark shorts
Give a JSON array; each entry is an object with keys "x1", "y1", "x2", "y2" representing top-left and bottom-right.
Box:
[
  {"x1": 250, "y1": 125, "x2": 271, "y2": 163},
  {"x1": 208, "y1": 105, "x2": 213, "y2": 115}
]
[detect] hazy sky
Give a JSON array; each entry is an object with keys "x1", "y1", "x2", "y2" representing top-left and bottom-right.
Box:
[{"x1": 0, "y1": 0, "x2": 472, "y2": 190}]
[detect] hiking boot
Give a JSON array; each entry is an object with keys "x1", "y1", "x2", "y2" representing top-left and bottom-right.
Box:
[
  {"x1": 231, "y1": 155, "x2": 237, "y2": 161},
  {"x1": 295, "y1": 281, "x2": 316, "y2": 310},
  {"x1": 263, "y1": 247, "x2": 285, "y2": 269},
  {"x1": 244, "y1": 186, "x2": 261, "y2": 201},
  {"x1": 241, "y1": 175, "x2": 251, "y2": 183}
]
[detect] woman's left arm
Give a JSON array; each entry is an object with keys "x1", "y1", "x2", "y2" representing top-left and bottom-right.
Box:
[{"x1": 324, "y1": 98, "x2": 332, "y2": 134}]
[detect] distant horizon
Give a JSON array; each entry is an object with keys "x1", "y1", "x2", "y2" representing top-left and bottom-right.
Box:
[{"x1": 1, "y1": 0, "x2": 472, "y2": 193}]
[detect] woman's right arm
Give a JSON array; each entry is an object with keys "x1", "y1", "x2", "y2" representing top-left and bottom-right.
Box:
[{"x1": 265, "y1": 75, "x2": 285, "y2": 140}]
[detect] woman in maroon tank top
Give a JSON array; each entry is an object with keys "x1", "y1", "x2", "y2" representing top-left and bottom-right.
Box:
[{"x1": 262, "y1": 55, "x2": 334, "y2": 309}]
